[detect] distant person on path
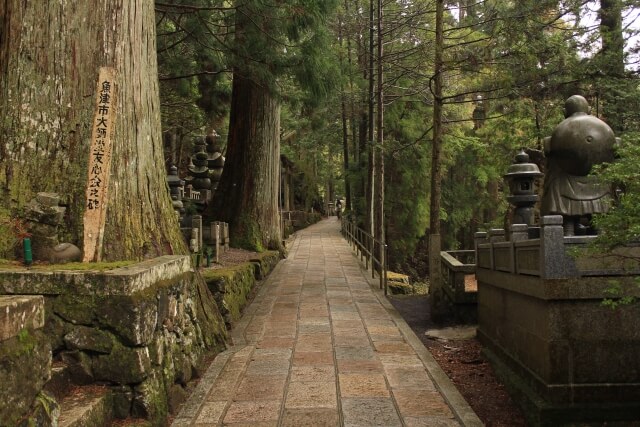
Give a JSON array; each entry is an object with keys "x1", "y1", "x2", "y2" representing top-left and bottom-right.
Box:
[{"x1": 336, "y1": 199, "x2": 342, "y2": 218}]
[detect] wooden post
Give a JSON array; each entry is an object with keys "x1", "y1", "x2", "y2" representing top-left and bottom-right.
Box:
[{"x1": 83, "y1": 67, "x2": 117, "y2": 262}]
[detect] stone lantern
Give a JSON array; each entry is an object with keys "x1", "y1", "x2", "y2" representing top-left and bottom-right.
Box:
[
  {"x1": 167, "y1": 164, "x2": 184, "y2": 219},
  {"x1": 504, "y1": 149, "x2": 543, "y2": 226}
]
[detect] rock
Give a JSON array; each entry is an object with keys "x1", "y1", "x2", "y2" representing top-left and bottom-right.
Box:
[
  {"x1": 20, "y1": 392, "x2": 60, "y2": 427},
  {"x1": 49, "y1": 243, "x2": 82, "y2": 264},
  {"x1": 167, "y1": 384, "x2": 188, "y2": 414},
  {"x1": 425, "y1": 325, "x2": 477, "y2": 341},
  {"x1": 36, "y1": 192, "x2": 61, "y2": 207},
  {"x1": 0, "y1": 296, "x2": 45, "y2": 342},
  {"x1": 0, "y1": 329, "x2": 51, "y2": 425},
  {"x1": 64, "y1": 325, "x2": 114, "y2": 353},
  {"x1": 60, "y1": 350, "x2": 94, "y2": 385},
  {"x1": 96, "y1": 294, "x2": 158, "y2": 346},
  {"x1": 387, "y1": 271, "x2": 413, "y2": 295},
  {"x1": 53, "y1": 294, "x2": 96, "y2": 325},
  {"x1": 132, "y1": 370, "x2": 169, "y2": 424},
  {"x1": 92, "y1": 341, "x2": 152, "y2": 384},
  {"x1": 111, "y1": 385, "x2": 134, "y2": 419}
]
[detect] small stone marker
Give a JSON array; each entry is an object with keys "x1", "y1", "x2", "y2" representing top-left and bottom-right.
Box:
[{"x1": 83, "y1": 67, "x2": 117, "y2": 262}]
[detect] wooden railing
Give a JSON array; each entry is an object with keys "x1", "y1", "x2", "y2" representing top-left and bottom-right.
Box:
[{"x1": 341, "y1": 218, "x2": 388, "y2": 294}]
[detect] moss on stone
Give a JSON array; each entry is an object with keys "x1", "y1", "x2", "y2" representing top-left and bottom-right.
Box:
[
  {"x1": 53, "y1": 294, "x2": 96, "y2": 325},
  {"x1": 249, "y1": 250, "x2": 281, "y2": 279},
  {"x1": 0, "y1": 329, "x2": 51, "y2": 425},
  {"x1": 202, "y1": 263, "x2": 256, "y2": 325},
  {"x1": 0, "y1": 260, "x2": 135, "y2": 271}
]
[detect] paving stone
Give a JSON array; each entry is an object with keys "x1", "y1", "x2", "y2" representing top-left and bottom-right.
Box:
[
  {"x1": 285, "y1": 381, "x2": 337, "y2": 409},
  {"x1": 337, "y1": 359, "x2": 384, "y2": 374},
  {"x1": 223, "y1": 400, "x2": 281, "y2": 424},
  {"x1": 194, "y1": 400, "x2": 226, "y2": 423},
  {"x1": 373, "y1": 340, "x2": 414, "y2": 354},
  {"x1": 403, "y1": 416, "x2": 461, "y2": 427},
  {"x1": 393, "y1": 389, "x2": 454, "y2": 418},
  {"x1": 298, "y1": 322, "x2": 331, "y2": 334},
  {"x1": 234, "y1": 375, "x2": 287, "y2": 401},
  {"x1": 385, "y1": 367, "x2": 436, "y2": 390},
  {"x1": 281, "y1": 408, "x2": 340, "y2": 426},
  {"x1": 335, "y1": 346, "x2": 376, "y2": 360},
  {"x1": 333, "y1": 334, "x2": 370, "y2": 347},
  {"x1": 246, "y1": 358, "x2": 291, "y2": 376},
  {"x1": 331, "y1": 311, "x2": 361, "y2": 321},
  {"x1": 291, "y1": 365, "x2": 336, "y2": 382},
  {"x1": 256, "y1": 337, "x2": 295, "y2": 349},
  {"x1": 341, "y1": 397, "x2": 402, "y2": 427},
  {"x1": 252, "y1": 348, "x2": 292, "y2": 360},
  {"x1": 293, "y1": 351, "x2": 335, "y2": 366},
  {"x1": 296, "y1": 334, "x2": 333, "y2": 352},
  {"x1": 379, "y1": 354, "x2": 424, "y2": 368},
  {"x1": 339, "y1": 373, "x2": 390, "y2": 397}
]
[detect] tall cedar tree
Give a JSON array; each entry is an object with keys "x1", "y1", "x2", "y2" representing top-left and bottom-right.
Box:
[
  {"x1": 208, "y1": 0, "x2": 337, "y2": 251},
  {"x1": 0, "y1": 0, "x2": 186, "y2": 261}
]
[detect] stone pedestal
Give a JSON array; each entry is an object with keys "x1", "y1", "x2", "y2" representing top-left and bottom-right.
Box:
[{"x1": 476, "y1": 217, "x2": 640, "y2": 425}]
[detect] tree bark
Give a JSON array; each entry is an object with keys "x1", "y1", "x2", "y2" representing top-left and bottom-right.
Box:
[
  {"x1": 598, "y1": 0, "x2": 625, "y2": 132},
  {"x1": 429, "y1": 0, "x2": 445, "y2": 319},
  {"x1": 367, "y1": 0, "x2": 376, "y2": 235},
  {"x1": 208, "y1": 74, "x2": 282, "y2": 252},
  {"x1": 375, "y1": 0, "x2": 385, "y2": 273},
  {"x1": 0, "y1": 0, "x2": 186, "y2": 261}
]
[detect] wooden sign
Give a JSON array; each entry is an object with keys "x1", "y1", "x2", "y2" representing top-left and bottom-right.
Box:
[{"x1": 83, "y1": 67, "x2": 117, "y2": 262}]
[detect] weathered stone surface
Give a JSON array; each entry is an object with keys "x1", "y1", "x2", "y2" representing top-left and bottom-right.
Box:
[
  {"x1": 96, "y1": 294, "x2": 158, "y2": 346},
  {"x1": 53, "y1": 294, "x2": 96, "y2": 325},
  {"x1": 21, "y1": 392, "x2": 60, "y2": 427},
  {"x1": 0, "y1": 256, "x2": 229, "y2": 424},
  {"x1": 111, "y1": 385, "x2": 134, "y2": 419},
  {"x1": 0, "y1": 255, "x2": 191, "y2": 296},
  {"x1": 43, "y1": 307, "x2": 67, "y2": 352},
  {"x1": 49, "y1": 243, "x2": 83, "y2": 264},
  {"x1": 0, "y1": 329, "x2": 51, "y2": 425},
  {"x1": 250, "y1": 250, "x2": 281, "y2": 280},
  {"x1": 191, "y1": 274, "x2": 228, "y2": 351},
  {"x1": 168, "y1": 383, "x2": 189, "y2": 414},
  {"x1": 60, "y1": 350, "x2": 94, "y2": 385},
  {"x1": 0, "y1": 295, "x2": 45, "y2": 341},
  {"x1": 64, "y1": 325, "x2": 114, "y2": 353},
  {"x1": 132, "y1": 370, "x2": 169, "y2": 425},
  {"x1": 56, "y1": 386, "x2": 114, "y2": 427},
  {"x1": 202, "y1": 263, "x2": 256, "y2": 326},
  {"x1": 93, "y1": 341, "x2": 152, "y2": 384},
  {"x1": 388, "y1": 281, "x2": 414, "y2": 295}
]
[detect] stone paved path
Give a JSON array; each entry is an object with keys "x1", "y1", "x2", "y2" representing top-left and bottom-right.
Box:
[{"x1": 172, "y1": 218, "x2": 481, "y2": 426}]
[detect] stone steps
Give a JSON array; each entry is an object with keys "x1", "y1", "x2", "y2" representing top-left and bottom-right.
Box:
[{"x1": 57, "y1": 386, "x2": 114, "y2": 427}]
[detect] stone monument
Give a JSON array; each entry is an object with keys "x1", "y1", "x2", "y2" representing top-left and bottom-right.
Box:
[{"x1": 540, "y1": 95, "x2": 617, "y2": 236}]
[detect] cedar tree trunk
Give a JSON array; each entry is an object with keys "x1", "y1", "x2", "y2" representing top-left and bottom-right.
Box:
[
  {"x1": 0, "y1": 0, "x2": 186, "y2": 261},
  {"x1": 209, "y1": 74, "x2": 282, "y2": 252}
]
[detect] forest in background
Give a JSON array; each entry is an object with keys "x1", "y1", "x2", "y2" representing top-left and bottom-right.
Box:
[{"x1": 157, "y1": 0, "x2": 640, "y2": 278}]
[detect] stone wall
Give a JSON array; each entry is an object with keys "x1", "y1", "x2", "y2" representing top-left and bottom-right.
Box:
[
  {"x1": 0, "y1": 256, "x2": 228, "y2": 425},
  {"x1": 202, "y1": 251, "x2": 280, "y2": 327}
]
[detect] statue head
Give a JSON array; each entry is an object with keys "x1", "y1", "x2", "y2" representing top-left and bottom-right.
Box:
[
  {"x1": 549, "y1": 95, "x2": 616, "y2": 176},
  {"x1": 563, "y1": 95, "x2": 589, "y2": 118}
]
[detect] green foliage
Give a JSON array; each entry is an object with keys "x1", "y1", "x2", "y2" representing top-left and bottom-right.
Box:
[
  {"x1": 602, "y1": 278, "x2": 640, "y2": 309},
  {"x1": 592, "y1": 132, "x2": 640, "y2": 249}
]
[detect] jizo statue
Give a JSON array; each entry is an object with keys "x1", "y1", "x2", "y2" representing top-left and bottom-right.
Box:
[{"x1": 540, "y1": 95, "x2": 617, "y2": 236}]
